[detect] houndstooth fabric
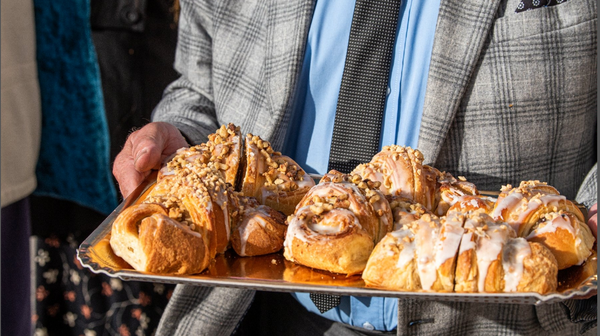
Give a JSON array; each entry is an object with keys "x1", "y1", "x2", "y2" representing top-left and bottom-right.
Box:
[{"x1": 152, "y1": 0, "x2": 597, "y2": 335}]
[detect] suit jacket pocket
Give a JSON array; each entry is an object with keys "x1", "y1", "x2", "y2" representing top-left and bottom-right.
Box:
[{"x1": 491, "y1": 0, "x2": 595, "y2": 44}]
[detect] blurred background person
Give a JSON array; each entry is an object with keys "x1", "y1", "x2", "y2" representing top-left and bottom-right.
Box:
[
  {"x1": 30, "y1": 0, "x2": 179, "y2": 334},
  {"x1": 1, "y1": 0, "x2": 42, "y2": 335}
]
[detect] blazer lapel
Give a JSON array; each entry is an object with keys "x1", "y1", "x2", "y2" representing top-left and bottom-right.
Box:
[
  {"x1": 418, "y1": 0, "x2": 502, "y2": 164},
  {"x1": 262, "y1": 0, "x2": 315, "y2": 150}
]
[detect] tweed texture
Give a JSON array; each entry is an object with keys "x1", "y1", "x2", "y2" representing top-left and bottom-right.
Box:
[
  {"x1": 156, "y1": 286, "x2": 254, "y2": 336},
  {"x1": 152, "y1": 0, "x2": 597, "y2": 334},
  {"x1": 152, "y1": 0, "x2": 314, "y2": 149},
  {"x1": 421, "y1": 0, "x2": 597, "y2": 200}
]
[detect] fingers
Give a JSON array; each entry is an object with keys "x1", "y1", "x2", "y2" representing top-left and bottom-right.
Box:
[
  {"x1": 587, "y1": 203, "x2": 597, "y2": 240},
  {"x1": 113, "y1": 122, "x2": 188, "y2": 198}
]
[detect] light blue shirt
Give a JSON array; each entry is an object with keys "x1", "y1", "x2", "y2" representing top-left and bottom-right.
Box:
[{"x1": 283, "y1": 0, "x2": 441, "y2": 332}]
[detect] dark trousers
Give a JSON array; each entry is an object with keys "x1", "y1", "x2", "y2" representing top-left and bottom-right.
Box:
[{"x1": 1, "y1": 198, "x2": 32, "y2": 336}]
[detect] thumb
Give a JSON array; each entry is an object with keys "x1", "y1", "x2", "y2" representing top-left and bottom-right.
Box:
[{"x1": 131, "y1": 122, "x2": 188, "y2": 172}]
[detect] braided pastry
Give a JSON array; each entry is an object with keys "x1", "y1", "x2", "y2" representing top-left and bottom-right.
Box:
[{"x1": 363, "y1": 210, "x2": 559, "y2": 294}]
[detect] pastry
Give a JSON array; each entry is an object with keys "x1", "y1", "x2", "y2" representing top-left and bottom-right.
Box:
[
  {"x1": 454, "y1": 211, "x2": 516, "y2": 292},
  {"x1": 433, "y1": 171, "x2": 480, "y2": 216},
  {"x1": 149, "y1": 161, "x2": 236, "y2": 255},
  {"x1": 364, "y1": 210, "x2": 559, "y2": 294},
  {"x1": 351, "y1": 146, "x2": 437, "y2": 210},
  {"x1": 491, "y1": 180, "x2": 584, "y2": 237},
  {"x1": 239, "y1": 133, "x2": 315, "y2": 215},
  {"x1": 388, "y1": 196, "x2": 433, "y2": 231},
  {"x1": 157, "y1": 123, "x2": 242, "y2": 186},
  {"x1": 446, "y1": 195, "x2": 495, "y2": 214},
  {"x1": 111, "y1": 158, "x2": 238, "y2": 274},
  {"x1": 110, "y1": 203, "x2": 208, "y2": 274},
  {"x1": 283, "y1": 173, "x2": 392, "y2": 275},
  {"x1": 317, "y1": 171, "x2": 394, "y2": 243},
  {"x1": 231, "y1": 196, "x2": 288, "y2": 257},
  {"x1": 526, "y1": 211, "x2": 595, "y2": 270},
  {"x1": 454, "y1": 211, "x2": 557, "y2": 294},
  {"x1": 362, "y1": 212, "x2": 465, "y2": 291}
]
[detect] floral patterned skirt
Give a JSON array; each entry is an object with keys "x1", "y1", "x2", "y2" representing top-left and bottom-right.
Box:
[{"x1": 32, "y1": 235, "x2": 175, "y2": 336}]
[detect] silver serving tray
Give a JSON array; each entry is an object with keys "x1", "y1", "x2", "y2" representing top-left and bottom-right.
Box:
[{"x1": 78, "y1": 173, "x2": 597, "y2": 305}]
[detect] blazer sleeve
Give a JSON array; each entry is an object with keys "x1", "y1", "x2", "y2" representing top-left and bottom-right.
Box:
[
  {"x1": 576, "y1": 163, "x2": 598, "y2": 210},
  {"x1": 155, "y1": 285, "x2": 255, "y2": 336},
  {"x1": 151, "y1": 0, "x2": 219, "y2": 145},
  {"x1": 558, "y1": 163, "x2": 598, "y2": 334}
]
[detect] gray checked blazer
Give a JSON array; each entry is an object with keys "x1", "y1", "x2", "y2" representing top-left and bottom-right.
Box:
[{"x1": 152, "y1": 0, "x2": 597, "y2": 334}]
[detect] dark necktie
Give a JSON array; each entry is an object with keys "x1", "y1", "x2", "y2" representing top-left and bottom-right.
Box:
[
  {"x1": 312, "y1": 0, "x2": 402, "y2": 314},
  {"x1": 328, "y1": 0, "x2": 402, "y2": 174}
]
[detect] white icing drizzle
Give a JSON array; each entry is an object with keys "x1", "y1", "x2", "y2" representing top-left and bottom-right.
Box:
[
  {"x1": 238, "y1": 211, "x2": 269, "y2": 255},
  {"x1": 392, "y1": 209, "x2": 420, "y2": 231},
  {"x1": 491, "y1": 192, "x2": 524, "y2": 222},
  {"x1": 198, "y1": 175, "x2": 230, "y2": 241},
  {"x1": 390, "y1": 230, "x2": 416, "y2": 269},
  {"x1": 309, "y1": 182, "x2": 367, "y2": 215},
  {"x1": 158, "y1": 215, "x2": 202, "y2": 238},
  {"x1": 308, "y1": 222, "x2": 343, "y2": 235},
  {"x1": 492, "y1": 191, "x2": 567, "y2": 234},
  {"x1": 441, "y1": 187, "x2": 466, "y2": 209},
  {"x1": 382, "y1": 155, "x2": 413, "y2": 199},
  {"x1": 284, "y1": 206, "x2": 359, "y2": 260},
  {"x1": 357, "y1": 164, "x2": 386, "y2": 193},
  {"x1": 464, "y1": 217, "x2": 512, "y2": 292},
  {"x1": 526, "y1": 213, "x2": 577, "y2": 241},
  {"x1": 502, "y1": 238, "x2": 531, "y2": 292},
  {"x1": 296, "y1": 174, "x2": 316, "y2": 189},
  {"x1": 414, "y1": 218, "x2": 440, "y2": 291},
  {"x1": 459, "y1": 232, "x2": 476, "y2": 254},
  {"x1": 159, "y1": 166, "x2": 175, "y2": 176},
  {"x1": 435, "y1": 213, "x2": 464, "y2": 269}
]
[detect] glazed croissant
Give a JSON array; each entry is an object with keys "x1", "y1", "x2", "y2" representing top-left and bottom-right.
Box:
[
  {"x1": 525, "y1": 211, "x2": 595, "y2": 270},
  {"x1": 491, "y1": 180, "x2": 594, "y2": 269},
  {"x1": 362, "y1": 211, "x2": 465, "y2": 292},
  {"x1": 454, "y1": 211, "x2": 557, "y2": 293},
  {"x1": 157, "y1": 123, "x2": 243, "y2": 186},
  {"x1": 363, "y1": 210, "x2": 559, "y2": 294},
  {"x1": 433, "y1": 171, "x2": 480, "y2": 216},
  {"x1": 447, "y1": 195, "x2": 495, "y2": 214},
  {"x1": 388, "y1": 196, "x2": 433, "y2": 231},
  {"x1": 283, "y1": 172, "x2": 393, "y2": 275}
]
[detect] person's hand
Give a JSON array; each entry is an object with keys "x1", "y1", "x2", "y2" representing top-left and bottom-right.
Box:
[
  {"x1": 572, "y1": 203, "x2": 597, "y2": 300},
  {"x1": 587, "y1": 203, "x2": 597, "y2": 240},
  {"x1": 113, "y1": 122, "x2": 188, "y2": 198}
]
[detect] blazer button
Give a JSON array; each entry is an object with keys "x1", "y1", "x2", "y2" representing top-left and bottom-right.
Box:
[{"x1": 362, "y1": 322, "x2": 375, "y2": 330}]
